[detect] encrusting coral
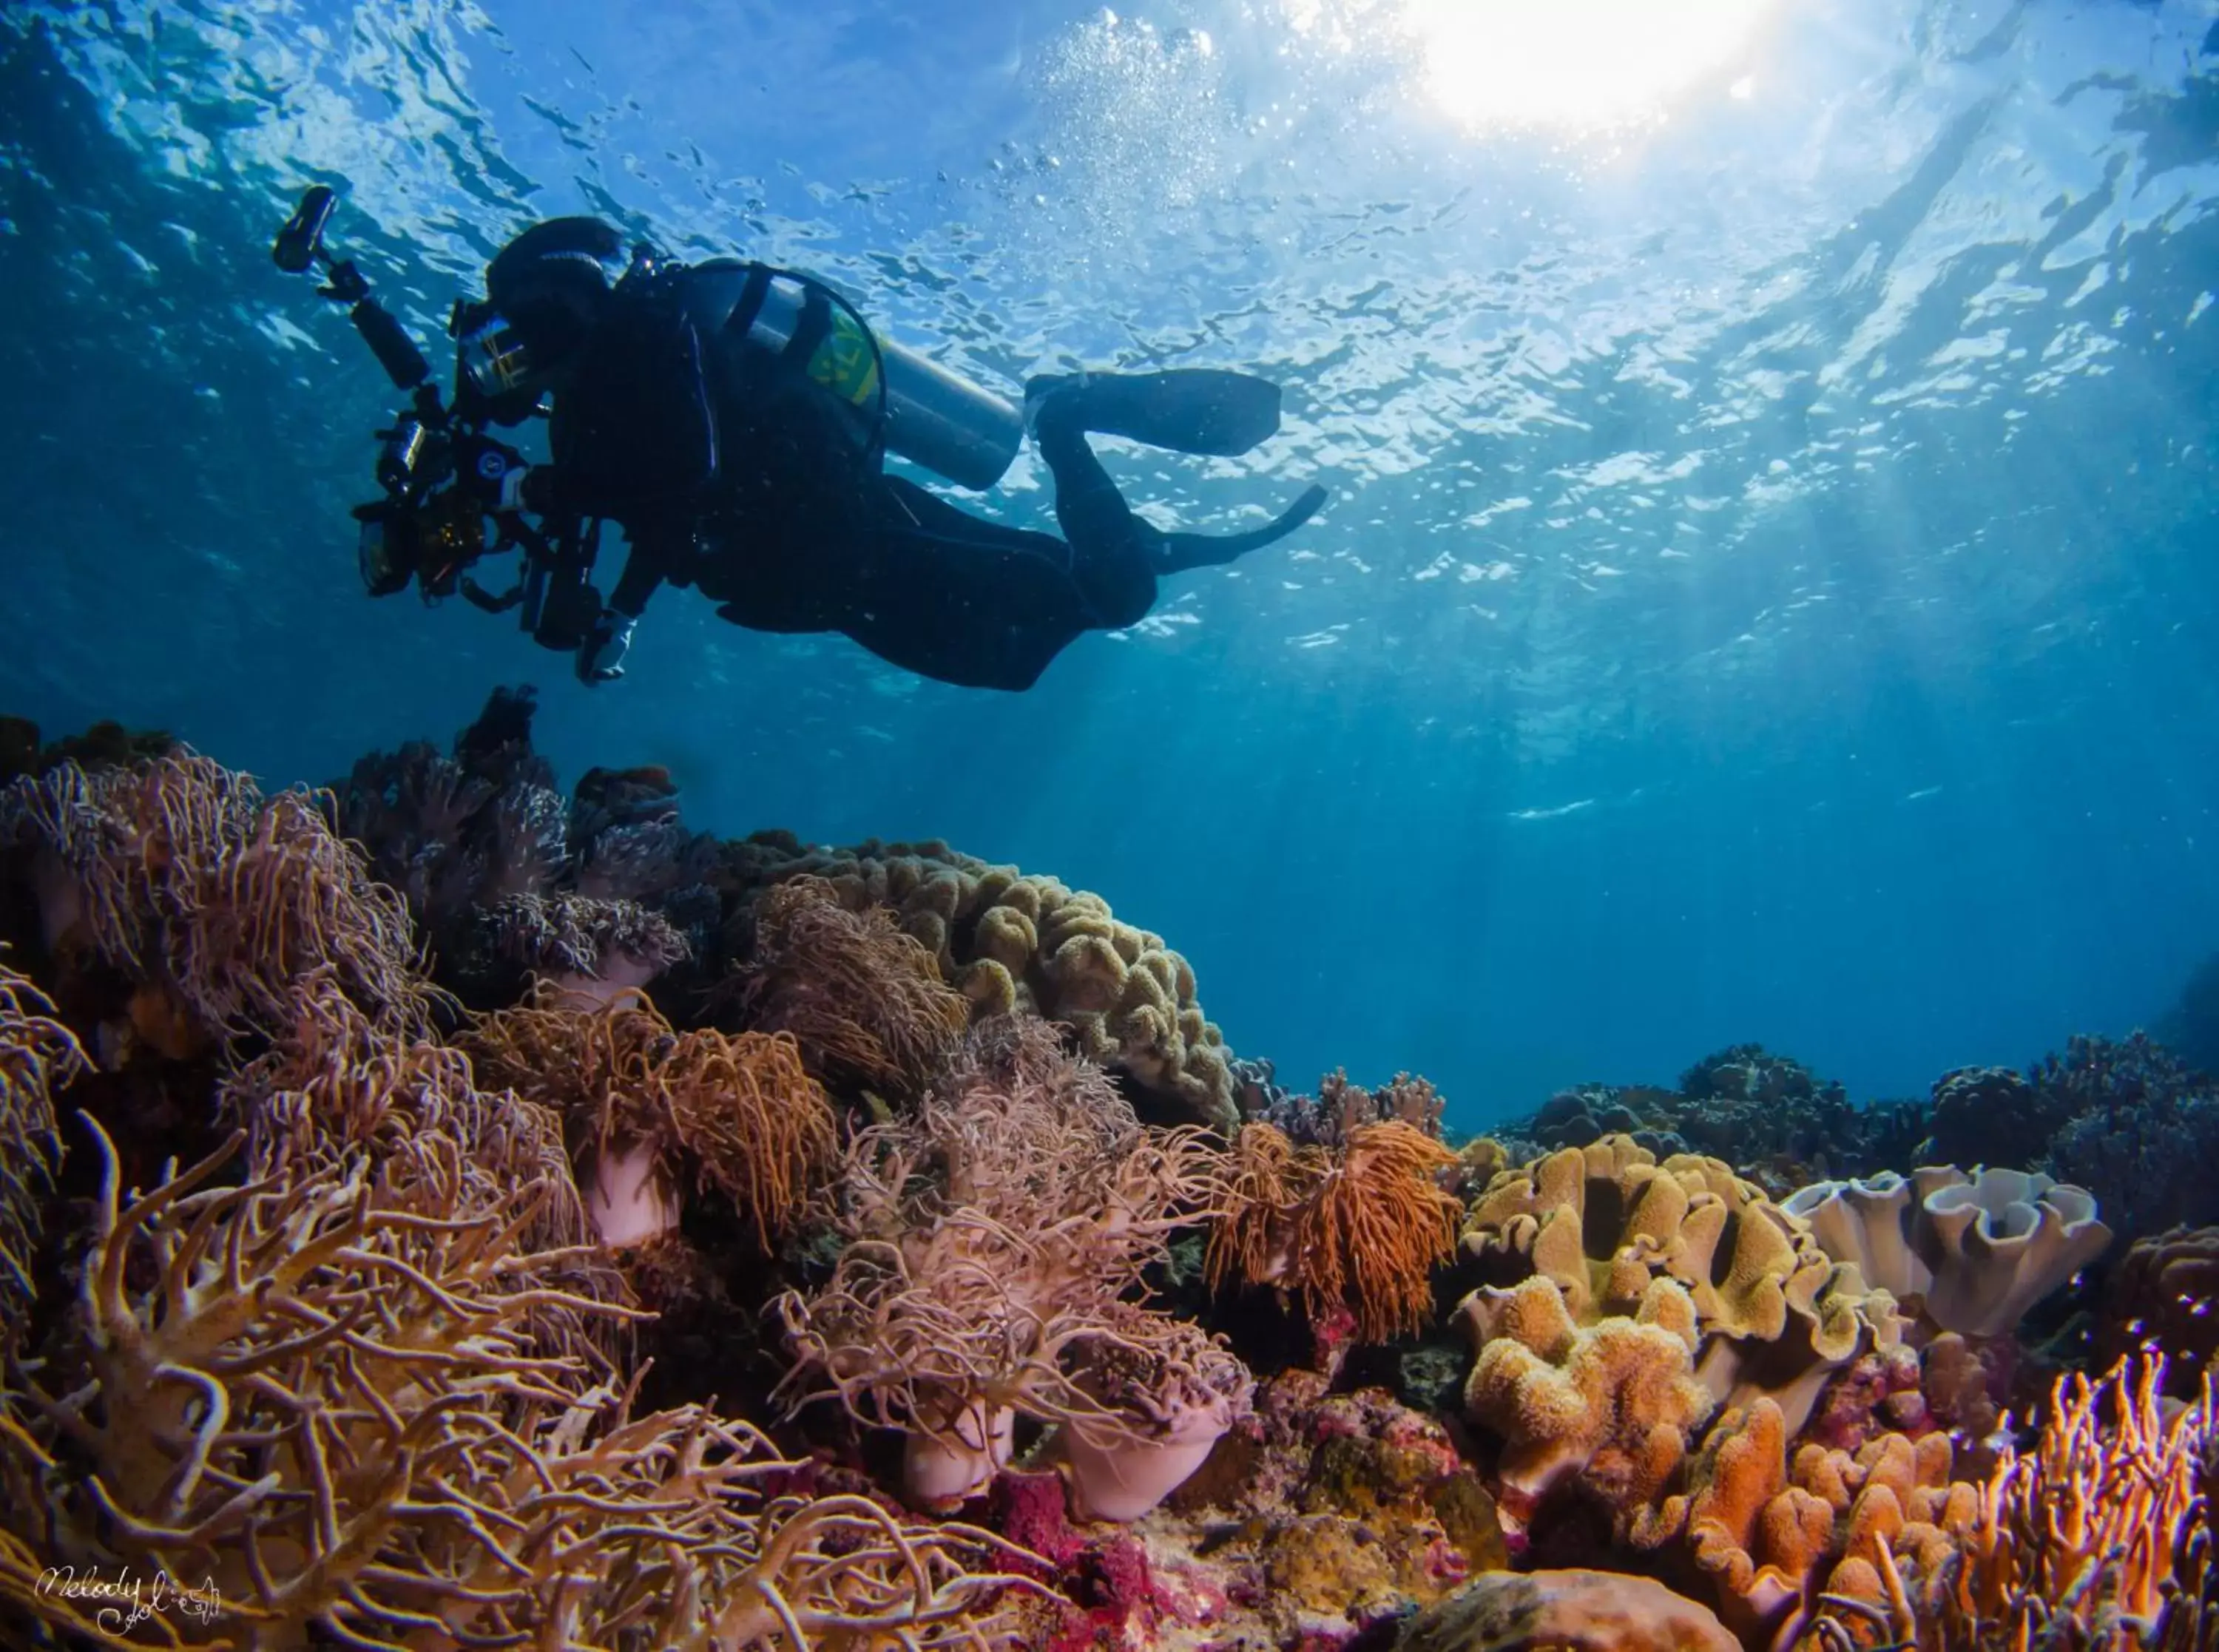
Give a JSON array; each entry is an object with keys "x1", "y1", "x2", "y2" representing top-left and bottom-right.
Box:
[
  {"x1": 732, "y1": 873, "x2": 971, "y2": 1103},
  {"x1": 463, "y1": 986, "x2": 837, "y2": 1251},
  {"x1": 1392, "y1": 1568, "x2": 1741, "y2": 1652},
  {"x1": 1208, "y1": 1118, "x2": 1463, "y2": 1344},
  {"x1": 777, "y1": 1017, "x2": 1247, "y2": 1517}
]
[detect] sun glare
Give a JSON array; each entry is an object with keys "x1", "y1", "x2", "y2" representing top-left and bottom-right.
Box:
[{"x1": 1405, "y1": 0, "x2": 1775, "y2": 132}]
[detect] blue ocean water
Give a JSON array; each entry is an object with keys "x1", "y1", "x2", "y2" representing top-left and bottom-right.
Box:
[{"x1": 1, "y1": 0, "x2": 2214, "y2": 1129}]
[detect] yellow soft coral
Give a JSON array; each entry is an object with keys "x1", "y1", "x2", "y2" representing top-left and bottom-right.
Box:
[
  {"x1": 1462, "y1": 1135, "x2": 1897, "y2": 1437},
  {"x1": 1460, "y1": 1273, "x2": 1714, "y2": 1538}
]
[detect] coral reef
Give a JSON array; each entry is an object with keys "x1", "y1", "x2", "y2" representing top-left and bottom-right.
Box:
[
  {"x1": 0, "y1": 1115, "x2": 1038, "y2": 1650},
  {"x1": 722, "y1": 834, "x2": 1239, "y2": 1129},
  {"x1": 1208, "y1": 1118, "x2": 1463, "y2": 1344},
  {"x1": 10, "y1": 709, "x2": 2219, "y2": 1652},
  {"x1": 1782, "y1": 1165, "x2": 2112, "y2": 1338},
  {"x1": 1503, "y1": 1048, "x2": 1931, "y2": 1194}
]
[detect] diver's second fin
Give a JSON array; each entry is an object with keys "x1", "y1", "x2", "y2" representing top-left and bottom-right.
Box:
[
  {"x1": 1028, "y1": 368, "x2": 1288, "y2": 457},
  {"x1": 1152, "y1": 483, "x2": 1329, "y2": 573}
]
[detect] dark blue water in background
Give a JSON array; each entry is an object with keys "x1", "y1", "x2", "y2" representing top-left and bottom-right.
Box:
[{"x1": 4, "y1": 0, "x2": 2217, "y2": 1125}]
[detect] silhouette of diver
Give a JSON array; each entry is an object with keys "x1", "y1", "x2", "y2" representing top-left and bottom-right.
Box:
[{"x1": 443, "y1": 217, "x2": 1328, "y2": 688}]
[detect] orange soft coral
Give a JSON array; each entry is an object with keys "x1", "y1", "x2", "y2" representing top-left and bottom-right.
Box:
[
  {"x1": 1209, "y1": 1119, "x2": 1462, "y2": 1344},
  {"x1": 465, "y1": 989, "x2": 837, "y2": 1251},
  {"x1": 734, "y1": 873, "x2": 970, "y2": 1102}
]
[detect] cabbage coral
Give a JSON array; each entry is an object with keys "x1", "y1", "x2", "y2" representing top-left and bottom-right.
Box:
[
  {"x1": 464, "y1": 989, "x2": 837, "y2": 1251},
  {"x1": 1, "y1": 752, "x2": 431, "y2": 1037},
  {"x1": 1208, "y1": 1118, "x2": 1462, "y2": 1343},
  {"x1": 777, "y1": 1018, "x2": 1241, "y2": 1514},
  {"x1": 0, "y1": 957, "x2": 80, "y2": 1334}
]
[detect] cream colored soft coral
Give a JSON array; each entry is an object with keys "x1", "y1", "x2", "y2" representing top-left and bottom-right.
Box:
[
  {"x1": 1460, "y1": 1273, "x2": 1715, "y2": 1540},
  {"x1": 1462, "y1": 1135, "x2": 1900, "y2": 1438}
]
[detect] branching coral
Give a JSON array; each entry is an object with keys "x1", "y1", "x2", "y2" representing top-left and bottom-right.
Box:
[
  {"x1": 1797, "y1": 1359, "x2": 2215, "y2": 1652},
  {"x1": 0, "y1": 1114, "x2": 1042, "y2": 1651},
  {"x1": 734, "y1": 873, "x2": 970, "y2": 1102},
  {"x1": 720, "y1": 840, "x2": 1237, "y2": 1129},
  {"x1": 777, "y1": 1018, "x2": 1242, "y2": 1515},
  {"x1": 1208, "y1": 1120, "x2": 1462, "y2": 1344},
  {"x1": 465, "y1": 989, "x2": 837, "y2": 1251},
  {"x1": 0, "y1": 957, "x2": 81, "y2": 1335},
  {"x1": 3, "y1": 751, "x2": 432, "y2": 1038}
]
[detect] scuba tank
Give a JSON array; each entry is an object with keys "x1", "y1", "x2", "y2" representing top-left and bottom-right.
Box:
[{"x1": 721, "y1": 264, "x2": 1022, "y2": 492}]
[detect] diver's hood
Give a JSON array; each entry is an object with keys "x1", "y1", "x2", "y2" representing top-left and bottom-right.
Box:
[{"x1": 464, "y1": 216, "x2": 628, "y2": 402}]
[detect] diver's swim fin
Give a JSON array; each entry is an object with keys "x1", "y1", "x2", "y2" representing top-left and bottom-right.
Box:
[
  {"x1": 1152, "y1": 483, "x2": 1329, "y2": 574},
  {"x1": 1027, "y1": 369, "x2": 1288, "y2": 458}
]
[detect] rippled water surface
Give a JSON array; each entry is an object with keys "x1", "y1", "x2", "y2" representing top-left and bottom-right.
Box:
[{"x1": 4, "y1": 0, "x2": 2216, "y2": 1118}]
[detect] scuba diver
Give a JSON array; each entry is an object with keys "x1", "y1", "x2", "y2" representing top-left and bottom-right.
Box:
[{"x1": 278, "y1": 197, "x2": 1327, "y2": 690}]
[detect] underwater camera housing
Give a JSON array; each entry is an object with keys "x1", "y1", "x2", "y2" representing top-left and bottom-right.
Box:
[{"x1": 274, "y1": 186, "x2": 504, "y2": 603}]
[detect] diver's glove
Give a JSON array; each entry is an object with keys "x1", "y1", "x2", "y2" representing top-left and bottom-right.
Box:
[
  {"x1": 452, "y1": 432, "x2": 530, "y2": 514},
  {"x1": 575, "y1": 609, "x2": 636, "y2": 685}
]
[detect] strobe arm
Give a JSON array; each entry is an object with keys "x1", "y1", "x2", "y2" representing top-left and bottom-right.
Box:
[{"x1": 272, "y1": 185, "x2": 433, "y2": 392}]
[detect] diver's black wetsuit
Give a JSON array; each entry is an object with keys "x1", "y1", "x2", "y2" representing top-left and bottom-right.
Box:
[{"x1": 538, "y1": 258, "x2": 1207, "y2": 691}]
